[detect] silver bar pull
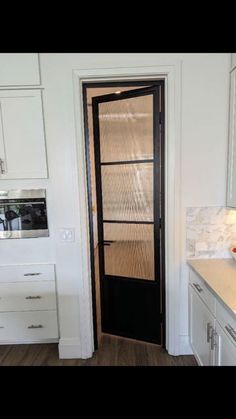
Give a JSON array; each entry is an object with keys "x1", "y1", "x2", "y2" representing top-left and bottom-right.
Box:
[
  {"x1": 28, "y1": 324, "x2": 43, "y2": 329},
  {"x1": 0, "y1": 158, "x2": 5, "y2": 174},
  {"x1": 211, "y1": 329, "x2": 217, "y2": 350},
  {"x1": 225, "y1": 324, "x2": 236, "y2": 342},
  {"x1": 207, "y1": 322, "x2": 213, "y2": 342},
  {"x1": 25, "y1": 296, "x2": 42, "y2": 300},
  {"x1": 24, "y1": 273, "x2": 41, "y2": 277},
  {"x1": 193, "y1": 282, "x2": 203, "y2": 293},
  {"x1": 0, "y1": 326, "x2": 5, "y2": 329}
]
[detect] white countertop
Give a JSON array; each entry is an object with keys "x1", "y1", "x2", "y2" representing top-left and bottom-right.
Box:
[{"x1": 187, "y1": 258, "x2": 236, "y2": 315}]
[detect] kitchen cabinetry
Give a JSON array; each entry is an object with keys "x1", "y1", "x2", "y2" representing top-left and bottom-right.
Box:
[
  {"x1": 215, "y1": 322, "x2": 236, "y2": 366},
  {"x1": 231, "y1": 54, "x2": 236, "y2": 71},
  {"x1": 0, "y1": 90, "x2": 48, "y2": 179},
  {"x1": 189, "y1": 284, "x2": 215, "y2": 365},
  {"x1": 0, "y1": 264, "x2": 59, "y2": 343},
  {"x1": 227, "y1": 66, "x2": 236, "y2": 207},
  {"x1": 0, "y1": 54, "x2": 40, "y2": 86},
  {"x1": 189, "y1": 267, "x2": 236, "y2": 366}
]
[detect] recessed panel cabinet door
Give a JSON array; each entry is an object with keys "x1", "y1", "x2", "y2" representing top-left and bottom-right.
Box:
[
  {"x1": 227, "y1": 68, "x2": 236, "y2": 207},
  {"x1": 189, "y1": 284, "x2": 215, "y2": 366},
  {"x1": 215, "y1": 322, "x2": 236, "y2": 366},
  {"x1": 0, "y1": 54, "x2": 40, "y2": 86},
  {"x1": 0, "y1": 90, "x2": 48, "y2": 179}
]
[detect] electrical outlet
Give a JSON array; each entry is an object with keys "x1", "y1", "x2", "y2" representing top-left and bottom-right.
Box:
[{"x1": 59, "y1": 228, "x2": 75, "y2": 242}]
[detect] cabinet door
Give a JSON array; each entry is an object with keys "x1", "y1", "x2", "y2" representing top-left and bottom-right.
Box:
[
  {"x1": 189, "y1": 284, "x2": 215, "y2": 365},
  {"x1": 227, "y1": 68, "x2": 236, "y2": 207},
  {"x1": 231, "y1": 53, "x2": 236, "y2": 71},
  {"x1": 0, "y1": 53, "x2": 40, "y2": 86},
  {"x1": 0, "y1": 90, "x2": 48, "y2": 179},
  {"x1": 215, "y1": 322, "x2": 236, "y2": 366}
]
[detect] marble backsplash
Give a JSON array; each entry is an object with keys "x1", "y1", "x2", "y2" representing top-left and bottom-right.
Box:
[{"x1": 186, "y1": 207, "x2": 236, "y2": 259}]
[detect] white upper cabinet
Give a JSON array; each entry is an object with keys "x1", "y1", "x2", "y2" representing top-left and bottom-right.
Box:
[
  {"x1": 0, "y1": 54, "x2": 40, "y2": 86},
  {"x1": 0, "y1": 90, "x2": 48, "y2": 179},
  {"x1": 231, "y1": 53, "x2": 236, "y2": 71},
  {"x1": 226, "y1": 67, "x2": 236, "y2": 207}
]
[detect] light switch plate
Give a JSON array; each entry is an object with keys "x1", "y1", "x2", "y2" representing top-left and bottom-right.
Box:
[{"x1": 59, "y1": 228, "x2": 75, "y2": 242}]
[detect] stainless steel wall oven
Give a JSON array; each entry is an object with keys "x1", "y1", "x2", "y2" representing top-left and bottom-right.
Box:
[{"x1": 0, "y1": 189, "x2": 49, "y2": 239}]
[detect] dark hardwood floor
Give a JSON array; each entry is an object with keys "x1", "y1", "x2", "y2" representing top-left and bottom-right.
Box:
[{"x1": 0, "y1": 334, "x2": 197, "y2": 366}]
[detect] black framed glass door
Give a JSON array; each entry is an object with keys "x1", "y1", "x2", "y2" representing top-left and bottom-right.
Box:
[{"x1": 92, "y1": 85, "x2": 164, "y2": 344}]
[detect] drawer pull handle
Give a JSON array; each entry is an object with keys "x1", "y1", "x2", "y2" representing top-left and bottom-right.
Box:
[
  {"x1": 28, "y1": 325, "x2": 44, "y2": 329},
  {"x1": 24, "y1": 273, "x2": 41, "y2": 277},
  {"x1": 0, "y1": 158, "x2": 5, "y2": 174},
  {"x1": 0, "y1": 326, "x2": 5, "y2": 329},
  {"x1": 207, "y1": 322, "x2": 213, "y2": 343},
  {"x1": 211, "y1": 330, "x2": 217, "y2": 350},
  {"x1": 25, "y1": 296, "x2": 42, "y2": 300},
  {"x1": 225, "y1": 324, "x2": 236, "y2": 342},
  {"x1": 193, "y1": 283, "x2": 203, "y2": 293}
]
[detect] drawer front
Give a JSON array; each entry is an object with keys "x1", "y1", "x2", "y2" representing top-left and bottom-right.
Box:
[
  {"x1": 216, "y1": 299, "x2": 236, "y2": 346},
  {"x1": 0, "y1": 264, "x2": 55, "y2": 283},
  {"x1": 0, "y1": 281, "x2": 56, "y2": 312},
  {"x1": 189, "y1": 269, "x2": 215, "y2": 315},
  {"x1": 0, "y1": 310, "x2": 58, "y2": 341}
]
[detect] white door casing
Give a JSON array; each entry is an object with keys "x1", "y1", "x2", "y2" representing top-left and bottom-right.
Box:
[{"x1": 72, "y1": 63, "x2": 182, "y2": 357}]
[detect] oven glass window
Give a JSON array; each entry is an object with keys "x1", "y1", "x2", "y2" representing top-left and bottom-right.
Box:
[{"x1": 0, "y1": 201, "x2": 48, "y2": 231}]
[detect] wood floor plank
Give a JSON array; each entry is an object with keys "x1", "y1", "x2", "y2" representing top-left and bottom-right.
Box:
[
  {"x1": 0, "y1": 335, "x2": 198, "y2": 366},
  {"x1": 0, "y1": 345, "x2": 12, "y2": 364}
]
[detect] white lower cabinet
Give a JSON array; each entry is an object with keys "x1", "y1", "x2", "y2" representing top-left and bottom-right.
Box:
[
  {"x1": 0, "y1": 310, "x2": 58, "y2": 342},
  {"x1": 0, "y1": 281, "x2": 57, "y2": 312},
  {"x1": 0, "y1": 264, "x2": 59, "y2": 344},
  {"x1": 189, "y1": 284, "x2": 215, "y2": 365},
  {"x1": 189, "y1": 268, "x2": 236, "y2": 366},
  {"x1": 215, "y1": 322, "x2": 236, "y2": 366}
]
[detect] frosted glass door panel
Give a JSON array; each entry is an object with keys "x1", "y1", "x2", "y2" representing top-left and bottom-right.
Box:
[
  {"x1": 99, "y1": 95, "x2": 153, "y2": 162},
  {"x1": 104, "y1": 223, "x2": 154, "y2": 280},
  {"x1": 101, "y1": 163, "x2": 153, "y2": 222}
]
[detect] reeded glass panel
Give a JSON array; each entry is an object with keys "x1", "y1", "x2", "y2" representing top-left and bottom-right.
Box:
[
  {"x1": 99, "y1": 95, "x2": 153, "y2": 162},
  {"x1": 101, "y1": 163, "x2": 153, "y2": 222},
  {"x1": 104, "y1": 223, "x2": 154, "y2": 280}
]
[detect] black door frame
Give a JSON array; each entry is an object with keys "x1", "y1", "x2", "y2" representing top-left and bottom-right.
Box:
[{"x1": 82, "y1": 80, "x2": 165, "y2": 349}]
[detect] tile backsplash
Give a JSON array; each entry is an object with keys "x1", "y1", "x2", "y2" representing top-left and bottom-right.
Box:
[{"x1": 186, "y1": 207, "x2": 236, "y2": 259}]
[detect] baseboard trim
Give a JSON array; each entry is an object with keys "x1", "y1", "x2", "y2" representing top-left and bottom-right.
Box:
[
  {"x1": 0, "y1": 339, "x2": 59, "y2": 345},
  {"x1": 58, "y1": 338, "x2": 84, "y2": 359},
  {"x1": 179, "y1": 335, "x2": 193, "y2": 355}
]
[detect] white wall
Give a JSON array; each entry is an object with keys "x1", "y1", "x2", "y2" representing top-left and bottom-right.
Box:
[
  {"x1": 40, "y1": 53, "x2": 230, "y2": 356},
  {"x1": 5, "y1": 53, "x2": 227, "y2": 357},
  {"x1": 180, "y1": 54, "x2": 230, "y2": 351}
]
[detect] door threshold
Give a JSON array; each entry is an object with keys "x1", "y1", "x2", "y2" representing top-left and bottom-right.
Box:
[{"x1": 101, "y1": 332, "x2": 162, "y2": 348}]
